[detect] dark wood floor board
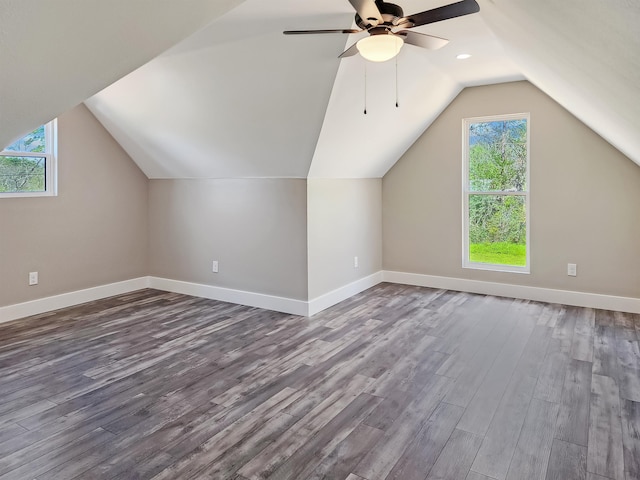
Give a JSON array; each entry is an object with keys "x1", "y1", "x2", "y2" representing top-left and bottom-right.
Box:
[
  {"x1": 1, "y1": 285, "x2": 638, "y2": 479},
  {"x1": 385, "y1": 401, "x2": 465, "y2": 480},
  {"x1": 236, "y1": 376, "x2": 377, "y2": 479},
  {"x1": 306, "y1": 422, "x2": 384, "y2": 480},
  {"x1": 620, "y1": 399, "x2": 640, "y2": 480},
  {"x1": 586, "y1": 473, "x2": 613, "y2": 480},
  {"x1": 593, "y1": 324, "x2": 619, "y2": 379},
  {"x1": 0, "y1": 427, "x2": 115, "y2": 480},
  {"x1": 83, "y1": 401, "x2": 227, "y2": 480},
  {"x1": 555, "y1": 359, "x2": 593, "y2": 446},
  {"x1": 427, "y1": 294, "x2": 490, "y2": 352},
  {"x1": 615, "y1": 337, "x2": 640, "y2": 402},
  {"x1": 466, "y1": 472, "x2": 497, "y2": 480},
  {"x1": 471, "y1": 373, "x2": 537, "y2": 480},
  {"x1": 0, "y1": 389, "x2": 153, "y2": 459},
  {"x1": 365, "y1": 332, "x2": 447, "y2": 399},
  {"x1": 16, "y1": 350, "x2": 214, "y2": 432},
  {"x1": 537, "y1": 304, "x2": 563, "y2": 328},
  {"x1": 149, "y1": 386, "x2": 306, "y2": 479},
  {"x1": 0, "y1": 399, "x2": 57, "y2": 430},
  {"x1": 362, "y1": 384, "x2": 423, "y2": 432},
  {"x1": 199, "y1": 412, "x2": 305, "y2": 480},
  {"x1": 614, "y1": 312, "x2": 638, "y2": 341},
  {"x1": 443, "y1": 299, "x2": 520, "y2": 407},
  {"x1": 552, "y1": 306, "x2": 577, "y2": 355},
  {"x1": 456, "y1": 304, "x2": 538, "y2": 435},
  {"x1": 587, "y1": 374, "x2": 625, "y2": 480},
  {"x1": 346, "y1": 473, "x2": 368, "y2": 480},
  {"x1": 425, "y1": 428, "x2": 484, "y2": 480},
  {"x1": 511, "y1": 305, "x2": 552, "y2": 379},
  {"x1": 571, "y1": 308, "x2": 595, "y2": 362},
  {"x1": 420, "y1": 288, "x2": 460, "y2": 312},
  {"x1": 351, "y1": 374, "x2": 451, "y2": 480},
  {"x1": 281, "y1": 357, "x2": 376, "y2": 421},
  {"x1": 0, "y1": 422, "x2": 27, "y2": 445},
  {"x1": 435, "y1": 298, "x2": 506, "y2": 378},
  {"x1": 534, "y1": 348, "x2": 569, "y2": 404},
  {"x1": 262, "y1": 393, "x2": 382, "y2": 480},
  {"x1": 544, "y1": 438, "x2": 587, "y2": 480},
  {"x1": 505, "y1": 398, "x2": 559, "y2": 480},
  {"x1": 356, "y1": 315, "x2": 436, "y2": 380}
]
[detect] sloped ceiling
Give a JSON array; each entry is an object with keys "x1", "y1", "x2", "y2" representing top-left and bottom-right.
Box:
[
  {"x1": 0, "y1": 0, "x2": 244, "y2": 150},
  {"x1": 480, "y1": 0, "x2": 640, "y2": 169},
  {"x1": 86, "y1": 0, "x2": 523, "y2": 178},
  {"x1": 4, "y1": 0, "x2": 639, "y2": 178},
  {"x1": 86, "y1": 0, "x2": 352, "y2": 178}
]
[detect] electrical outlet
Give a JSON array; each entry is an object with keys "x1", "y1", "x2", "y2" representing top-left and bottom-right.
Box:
[
  {"x1": 354, "y1": 256, "x2": 359, "y2": 268},
  {"x1": 567, "y1": 263, "x2": 577, "y2": 277},
  {"x1": 29, "y1": 271, "x2": 38, "y2": 285},
  {"x1": 212, "y1": 260, "x2": 219, "y2": 273}
]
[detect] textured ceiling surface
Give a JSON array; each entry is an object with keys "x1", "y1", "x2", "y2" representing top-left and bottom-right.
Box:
[{"x1": 3, "y1": 0, "x2": 639, "y2": 178}]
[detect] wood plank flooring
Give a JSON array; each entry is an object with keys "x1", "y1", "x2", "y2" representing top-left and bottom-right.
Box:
[{"x1": 0, "y1": 284, "x2": 639, "y2": 480}]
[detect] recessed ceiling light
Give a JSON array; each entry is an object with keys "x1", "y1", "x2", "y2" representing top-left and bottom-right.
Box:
[{"x1": 456, "y1": 53, "x2": 472, "y2": 60}]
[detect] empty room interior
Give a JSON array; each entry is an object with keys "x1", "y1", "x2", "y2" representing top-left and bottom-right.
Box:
[{"x1": 1, "y1": 0, "x2": 639, "y2": 479}]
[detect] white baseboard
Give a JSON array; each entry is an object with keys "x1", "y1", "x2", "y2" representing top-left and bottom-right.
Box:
[
  {"x1": 308, "y1": 272, "x2": 384, "y2": 317},
  {"x1": 4, "y1": 271, "x2": 635, "y2": 325},
  {"x1": 148, "y1": 277, "x2": 309, "y2": 316},
  {"x1": 0, "y1": 277, "x2": 150, "y2": 324},
  {"x1": 0, "y1": 274, "x2": 383, "y2": 324},
  {"x1": 383, "y1": 271, "x2": 640, "y2": 314}
]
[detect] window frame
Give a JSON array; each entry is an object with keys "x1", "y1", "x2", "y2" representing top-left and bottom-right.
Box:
[
  {"x1": 0, "y1": 119, "x2": 58, "y2": 198},
  {"x1": 462, "y1": 112, "x2": 531, "y2": 274}
]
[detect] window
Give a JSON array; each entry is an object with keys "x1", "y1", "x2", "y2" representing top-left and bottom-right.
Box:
[
  {"x1": 463, "y1": 113, "x2": 530, "y2": 273},
  {"x1": 0, "y1": 120, "x2": 57, "y2": 197}
]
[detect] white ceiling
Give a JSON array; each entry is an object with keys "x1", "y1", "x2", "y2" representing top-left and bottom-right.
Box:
[
  {"x1": 481, "y1": 0, "x2": 640, "y2": 169},
  {"x1": 0, "y1": 0, "x2": 244, "y2": 151},
  {"x1": 3, "y1": 0, "x2": 639, "y2": 178}
]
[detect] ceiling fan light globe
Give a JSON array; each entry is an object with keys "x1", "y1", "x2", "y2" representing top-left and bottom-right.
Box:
[{"x1": 356, "y1": 34, "x2": 404, "y2": 62}]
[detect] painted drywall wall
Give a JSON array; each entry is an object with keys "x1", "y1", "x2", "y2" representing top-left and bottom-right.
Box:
[
  {"x1": 308, "y1": 178, "x2": 382, "y2": 299},
  {"x1": 0, "y1": 104, "x2": 149, "y2": 307},
  {"x1": 383, "y1": 81, "x2": 640, "y2": 299},
  {"x1": 148, "y1": 179, "x2": 308, "y2": 300}
]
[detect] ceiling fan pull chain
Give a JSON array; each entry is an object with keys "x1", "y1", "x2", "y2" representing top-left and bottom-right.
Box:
[
  {"x1": 364, "y1": 61, "x2": 368, "y2": 115},
  {"x1": 395, "y1": 53, "x2": 399, "y2": 108}
]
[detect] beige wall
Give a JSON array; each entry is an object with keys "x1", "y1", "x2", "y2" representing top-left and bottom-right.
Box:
[
  {"x1": 148, "y1": 179, "x2": 308, "y2": 300},
  {"x1": 307, "y1": 179, "x2": 382, "y2": 299},
  {"x1": 383, "y1": 81, "x2": 640, "y2": 299},
  {"x1": 0, "y1": 104, "x2": 148, "y2": 307}
]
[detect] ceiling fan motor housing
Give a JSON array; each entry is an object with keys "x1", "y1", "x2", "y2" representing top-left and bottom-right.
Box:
[{"x1": 355, "y1": 1, "x2": 404, "y2": 29}]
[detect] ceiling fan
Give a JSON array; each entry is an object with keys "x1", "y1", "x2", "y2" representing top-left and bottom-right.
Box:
[{"x1": 284, "y1": 0, "x2": 480, "y2": 62}]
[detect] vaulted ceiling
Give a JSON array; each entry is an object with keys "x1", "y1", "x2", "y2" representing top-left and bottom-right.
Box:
[
  {"x1": 0, "y1": 0, "x2": 244, "y2": 151},
  {"x1": 2, "y1": 0, "x2": 639, "y2": 179}
]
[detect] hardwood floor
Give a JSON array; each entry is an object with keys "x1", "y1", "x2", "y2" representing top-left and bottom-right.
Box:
[{"x1": 0, "y1": 284, "x2": 638, "y2": 480}]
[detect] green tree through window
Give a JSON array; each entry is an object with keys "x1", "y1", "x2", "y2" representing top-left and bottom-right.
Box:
[
  {"x1": 463, "y1": 114, "x2": 529, "y2": 272},
  {"x1": 1, "y1": 122, "x2": 56, "y2": 196}
]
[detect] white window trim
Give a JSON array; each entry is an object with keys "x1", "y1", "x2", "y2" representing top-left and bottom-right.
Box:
[
  {"x1": 0, "y1": 119, "x2": 58, "y2": 198},
  {"x1": 462, "y1": 112, "x2": 531, "y2": 274}
]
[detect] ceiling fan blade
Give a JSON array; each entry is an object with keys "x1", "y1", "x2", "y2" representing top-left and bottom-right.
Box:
[
  {"x1": 396, "y1": 31, "x2": 449, "y2": 50},
  {"x1": 399, "y1": 0, "x2": 479, "y2": 29},
  {"x1": 284, "y1": 29, "x2": 362, "y2": 35},
  {"x1": 338, "y1": 42, "x2": 360, "y2": 58},
  {"x1": 348, "y1": 0, "x2": 383, "y2": 26}
]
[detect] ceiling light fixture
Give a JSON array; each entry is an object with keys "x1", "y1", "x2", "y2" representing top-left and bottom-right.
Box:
[
  {"x1": 357, "y1": 34, "x2": 404, "y2": 62},
  {"x1": 456, "y1": 53, "x2": 472, "y2": 60}
]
